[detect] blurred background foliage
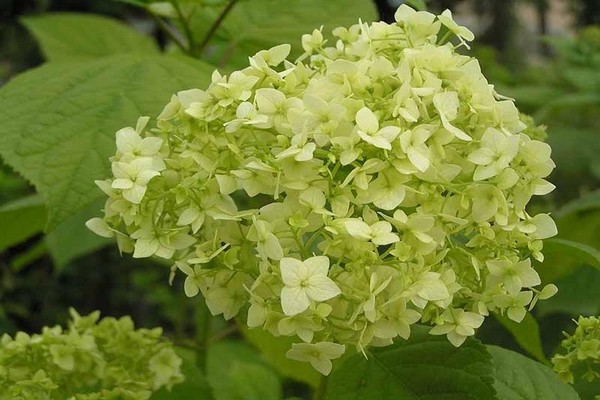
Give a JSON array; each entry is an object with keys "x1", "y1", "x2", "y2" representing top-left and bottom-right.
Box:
[{"x1": 0, "y1": 0, "x2": 599, "y2": 397}]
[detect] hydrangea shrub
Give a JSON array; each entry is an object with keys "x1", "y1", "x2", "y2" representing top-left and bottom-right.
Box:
[
  {"x1": 88, "y1": 5, "x2": 558, "y2": 375},
  {"x1": 0, "y1": 309, "x2": 183, "y2": 399}
]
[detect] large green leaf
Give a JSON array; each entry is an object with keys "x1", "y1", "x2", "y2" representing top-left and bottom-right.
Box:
[
  {"x1": 544, "y1": 239, "x2": 600, "y2": 272},
  {"x1": 152, "y1": 347, "x2": 214, "y2": 400},
  {"x1": 327, "y1": 326, "x2": 496, "y2": 400},
  {"x1": 487, "y1": 345, "x2": 580, "y2": 400},
  {"x1": 46, "y1": 198, "x2": 110, "y2": 269},
  {"x1": 21, "y1": 13, "x2": 158, "y2": 61},
  {"x1": 572, "y1": 379, "x2": 600, "y2": 400},
  {"x1": 537, "y1": 266, "x2": 600, "y2": 317},
  {"x1": 0, "y1": 55, "x2": 213, "y2": 230},
  {"x1": 538, "y1": 204, "x2": 600, "y2": 285},
  {"x1": 546, "y1": 125, "x2": 600, "y2": 184},
  {"x1": 207, "y1": 341, "x2": 282, "y2": 400},
  {"x1": 495, "y1": 313, "x2": 548, "y2": 364},
  {"x1": 555, "y1": 191, "x2": 600, "y2": 218},
  {"x1": 241, "y1": 326, "x2": 321, "y2": 388},
  {"x1": 0, "y1": 195, "x2": 46, "y2": 252},
  {"x1": 211, "y1": 0, "x2": 379, "y2": 67}
]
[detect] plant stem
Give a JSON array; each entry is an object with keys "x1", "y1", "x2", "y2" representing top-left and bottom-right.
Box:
[
  {"x1": 151, "y1": 13, "x2": 189, "y2": 54},
  {"x1": 195, "y1": 298, "x2": 211, "y2": 373},
  {"x1": 171, "y1": 0, "x2": 198, "y2": 56},
  {"x1": 198, "y1": 0, "x2": 239, "y2": 53},
  {"x1": 313, "y1": 374, "x2": 329, "y2": 400}
]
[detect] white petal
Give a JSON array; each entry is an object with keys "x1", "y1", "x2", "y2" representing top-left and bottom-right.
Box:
[
  {"x1": 280, "y1": 257, "x2": 306, "y2": 285},
  {"x1": 447, "y1": 331, "x2": 467, "y2": 347},
  {"x1": 123, "y1": 185, "x2": 147, "y2": 204},
  {"x1": 85, "y1": 218, "x2": 114, "y2": 238},
  {"x1": 133, "y1": 238, "x2": 159, "y2": 258},
  {"x1": 356, "y1": 107, "x2": 379, "y2": 133},
  {"x1": 115, "y1": 127, "x2": 140, "y2": 153},
  {"x1": 306, "y1": 276, "x2": 341, "y2": 302},
  {"x1": 304, "y1": 256, "x2": 330, "y2": 276},
  {"x1": 406, "y1": 147, "x2": 429, "y2": 172},
  {"x1": 281, "y1": 286, "x2": 310, "y2": 316}
]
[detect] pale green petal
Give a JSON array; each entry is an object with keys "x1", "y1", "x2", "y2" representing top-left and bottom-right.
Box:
[
  {"x1": 115, "y1": 127, "x2": 141, "y2": 154},
  {"x1": 340, "y1": 218, "x2": 372, "y2": 240},
  {"x1": 280, "y1": 257, "x2": 306, "y2": 285},
  {"x1": 447, "y1": 331, "x2": 467, "y2": 347},
  {"x1": 306, "y1": 275, "x2": 341, "y2": 302},
  {"x1": 263, "y1": 233, "x2": 283, "y2": 260},
  {"x1": 486, "y1": 260, "x2": 511, "y2": 276},
  {"x1": 123, "y1": 184, "x2": 147, "y2": 204},
  {"x1": 304, "y1": 255, "x2": 330, "y2": 276},
  {"x1": 468, "y1": 148, "x2": 495, "y2": 165},
  {"x1": 461, "y1": 312, "x2": 484, "y2": 329},
  {"x1": 281, "y1": 286, "x2": 311, "y2": 316},
  {"x1": 408, "y1": 147, "x2": 430, "y2": 172},
  {"x1": 531, "y1": 213, "x2": 557, "y2": 239},
  {"x1": 373, "y1": 187, "x2": 405, "y2": 210},
  {"x1": 112, "y1": 178, "x2": 133, "y2": 190},
  {"x1": 139, "y1": 137, "x2": 163, "y2": 155},
  {"x1": 315, "y1": 342, "x2": 346, "y2": 359},
  {"x1": 133, "y1": 238, "x2": 159, "y2": 258},
  {"x1": 184, "y1": 276, "x2": 200, "y2": 297},
  {"x1": 356, "y1": 107, "x2": 379, "y2": 133},
  {"x1": 418, "y1": 279, "x2": 449, "y2": 301},
  {"x1": 429, "y1": 324, "x2": 454, "y2": 335},
  {"x1": 507, "y1": 306, "x2": 526, "y2": 323},
  {"x1": 85, "y1": 218, "x2": 114, "y2": 238},
  {"x1": 177, "y1": 207, "x2": 201, "y2": 226}
]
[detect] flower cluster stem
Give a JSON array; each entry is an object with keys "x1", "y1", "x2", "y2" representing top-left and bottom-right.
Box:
[
  {"x1": 198, "y1": 0, "x2": 239, "y2": 53},
  {"x1": 195, "y1": 298, "x2": 211, "y2": 373},
  {"x1": 313, "y1": 374, "x2": 329, "y2": 400}
]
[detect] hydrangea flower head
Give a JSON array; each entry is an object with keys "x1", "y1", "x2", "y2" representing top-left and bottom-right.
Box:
[
  {"x1": 89, "y1": 5, "x2": 558, "y2": 374},
  {"x1": 553, "y1": 316, "x2": 600, "y2": 384}
]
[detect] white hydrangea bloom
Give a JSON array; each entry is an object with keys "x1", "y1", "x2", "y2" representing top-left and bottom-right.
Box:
[{"x1": 89, "y1": 6, "x2": 558, "y2": 374}]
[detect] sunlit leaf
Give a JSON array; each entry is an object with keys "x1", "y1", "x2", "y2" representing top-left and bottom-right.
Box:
[{"x1": 22, "y1": 13, "x2": 158, "y2": 61}]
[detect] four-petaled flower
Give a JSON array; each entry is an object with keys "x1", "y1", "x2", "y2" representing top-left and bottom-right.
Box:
[
  {"x1": 355, "y1": 107, "x2": 400, "y2": 150},
  {"x1": 429, "y1": 308, "x2": 484, "y2": 347},
  {"x1": 286, "y1": 342, "x2": 345, "y2": 375},
  {"x1": 280, "y1": 256, "x2": 341, "y2": 316}
]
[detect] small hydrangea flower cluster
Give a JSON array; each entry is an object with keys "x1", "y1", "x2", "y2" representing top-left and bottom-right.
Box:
[
  {"x1": 0, "y1": 309, "x2": 183, "y2": 399},
  {"x1": 553, "y1": 316, "x2": 600, "y2": 386},
  {"x1": 88, "y1": 6, "x2": 558, "y2": 374}
]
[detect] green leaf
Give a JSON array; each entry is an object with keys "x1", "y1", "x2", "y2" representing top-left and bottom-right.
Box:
[
  {"x1": 537, "y1": 209, "x2": 600, "y2": 285},
  {"x1": 508, "y1": 85, "x2": 564, "y2": 110},
  {"x1": 327, "y1": 326, "x2": 496, "y2": 400},
  {"x1": 555, "y1": 191, "x2": 600, "y2": 218},
  {"x1": 487, "y1": 345, "x2": 580, "y2": 400},
  {"x1": 0, "y1": 195, "x2": 46, "y2": 252},
  {"x1": 546, "y1": 125, "x2": 600, "y2": 184},
  {"x1": 494, "y1": 312, "x2": 548, "y2": 364},
  {"x1": 45, "y1": 198, "x2": 110, "y2": 270},
  {"x1": 537, "y1": 266, "x2": 600, "y2": 317},
  {"x1": 211, "y1": 0, "x2": 378, "y2": 67},
  {"x1": 10, "y1": 241, "x2": 48, "y2": 273},
  {"x1": 241, "y1": 325, "x2": 321, "y2": 388},
  {"x1": 152, "y1": 347, "x2": 214, "y2": 400},
  {"x1": 405, "y1": 0, "x2": 428, "y2": 11},
  {"x1": 21, "y1": 13, "x2": 158, "y2": 61},
  {"x1": 571, "y1": 379, "x2": 600, "y2": 400},
  {"x1": 207, "y1": 341, "x2": 282, "y2": 400},
  {"x1": 544, "y1": 239, "x2": 600, "y2": 272},
  {"x1": 0, "y1": 55, "x2": 213, "y2": 230}
]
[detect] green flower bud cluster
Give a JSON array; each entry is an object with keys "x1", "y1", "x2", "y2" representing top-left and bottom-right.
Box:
[
  {"x1": 0, "y1": 309, "x2": 183, "y2": 399},
  {"x1": 88, "y1": 6, "x2": 558, "y2": 374},
  {"x1": 553, "y1": 316, "x2": 600, "y2": 385}
]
